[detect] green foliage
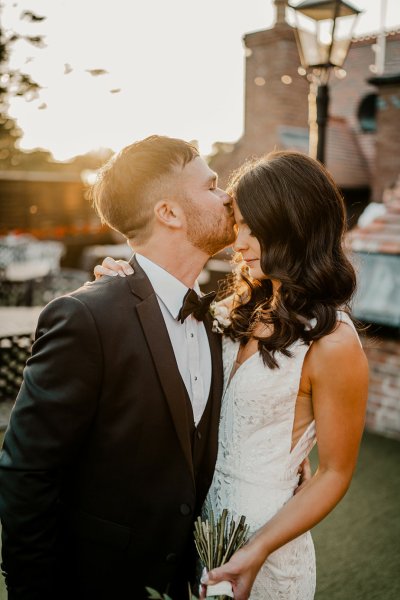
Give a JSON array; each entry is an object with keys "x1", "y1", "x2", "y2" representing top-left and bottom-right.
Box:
[
  {"x1": 0, "y1": 4, "x2": 46, "y2": 168},
  {"x1": 0, "y1": 6, "x2": 46, "y2": 104},
  {"x1": 145, "y1": 585, "x2": 198, "y2": 600},
  {"x1": 145, "y1": 587, "x2": 174, "y2": 600}
]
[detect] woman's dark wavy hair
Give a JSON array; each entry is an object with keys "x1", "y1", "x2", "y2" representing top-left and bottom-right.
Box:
[{"x1": 224, "y1": 150, "x2": 357, "y2": 369}]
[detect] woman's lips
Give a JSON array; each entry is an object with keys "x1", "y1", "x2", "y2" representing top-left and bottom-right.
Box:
[{"x1": 244, "y1": 258, "x2": 258, "y2": 265}]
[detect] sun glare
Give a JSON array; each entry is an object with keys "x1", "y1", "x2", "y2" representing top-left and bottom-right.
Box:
[{"x1": 2, "y1": 0, "x2": 400, "y2": 161}]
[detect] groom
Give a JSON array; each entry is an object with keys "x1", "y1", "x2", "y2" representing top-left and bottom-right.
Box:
[{"x1": 0, "y1": 135, "x2": 236, "y2": 599}]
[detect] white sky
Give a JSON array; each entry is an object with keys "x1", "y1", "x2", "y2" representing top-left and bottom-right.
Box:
[{"x1": 3, "y1": 0, "x2": 400, "y2": 161}]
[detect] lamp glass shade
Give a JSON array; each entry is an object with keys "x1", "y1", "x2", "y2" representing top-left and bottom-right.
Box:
[
  {"x1": 291, "y1": 0, "x2": 360, "y2": 68},
  {"x1": 293, "y1": 0, "x2": 360, "y2": 20}
]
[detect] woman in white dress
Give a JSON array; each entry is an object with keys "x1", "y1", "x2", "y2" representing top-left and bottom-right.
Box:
[
  {"x1": 199, "y1": 152, "x2": 368, "y2": 599},
  {"x1": 95, "y1": 151, "x2": 368, "y2": 600}
]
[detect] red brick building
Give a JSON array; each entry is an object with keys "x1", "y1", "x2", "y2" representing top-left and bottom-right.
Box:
[
  {"x1": 209, "y1": 0, "x2": 400, "y2": 440},
  {"x1": 210, "y1": 2, "x2": 400, "y2": 211}
]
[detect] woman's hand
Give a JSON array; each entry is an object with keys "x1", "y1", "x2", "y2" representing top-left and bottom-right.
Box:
[
  {"x1": 295, "y1": 457, "x2": 312, "y2": 495},
  {"x1": 93, "y1": 257, "x2": 133, "y2": 279},
  {"x1": 200, "y1": 541, "x2": 266, "y2": 600}
]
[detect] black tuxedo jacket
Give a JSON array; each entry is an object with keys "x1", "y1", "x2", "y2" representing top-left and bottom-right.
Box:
[{"x1": 0, "y1": 258, "x2": 223, "y2": 600}]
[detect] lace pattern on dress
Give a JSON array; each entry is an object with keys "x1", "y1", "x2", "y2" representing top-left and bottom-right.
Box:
[{"x1": 204, "y1": 312, "x2": 359, "y2": 599}]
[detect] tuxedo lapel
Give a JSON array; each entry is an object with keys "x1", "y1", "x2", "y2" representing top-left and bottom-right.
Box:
[{"x1": 127, "y1": 258, "x2": 194, "y2": 483}]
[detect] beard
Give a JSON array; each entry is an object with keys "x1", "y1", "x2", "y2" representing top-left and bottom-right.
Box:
[{"x1": 183, "y1": 199, "x2": 236, "y2": 256}]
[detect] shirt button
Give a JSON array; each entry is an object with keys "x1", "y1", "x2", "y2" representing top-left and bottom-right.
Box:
[
  {"x1": 194, "y1": 376, "x2": 198, "y2": 381},
  {"x1": 190, "y1": 333, "x2": 194, "y2": 338},
  {"x1": 180, "y1": 503, "x2": 192, "y2": 516}
]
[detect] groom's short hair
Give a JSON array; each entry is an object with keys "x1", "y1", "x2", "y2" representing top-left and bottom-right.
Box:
[{"x1": 91, "y1": 135, "x2": 199, "y2": 241}]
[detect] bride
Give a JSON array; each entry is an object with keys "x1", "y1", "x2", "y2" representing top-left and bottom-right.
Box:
[{"x1": 95, "y1": 151, "x2": 368, "y2": 600}]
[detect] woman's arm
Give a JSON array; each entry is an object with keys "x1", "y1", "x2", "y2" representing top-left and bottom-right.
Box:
[{"x1": 202, "y1": 322, "x2": 369, "y2": 600}]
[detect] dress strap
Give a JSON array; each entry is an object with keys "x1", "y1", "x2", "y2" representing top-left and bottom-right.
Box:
[{"x1": 336, "y1": 311, "x2": 363, "y2": 348}]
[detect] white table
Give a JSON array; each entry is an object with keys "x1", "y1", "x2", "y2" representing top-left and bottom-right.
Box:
[
  {"x1": 0, "y1": 307, "x2": 43, "y2": 338},
  {"x1": 4, "y1": 261, "x2": 52, "y2": 282}
]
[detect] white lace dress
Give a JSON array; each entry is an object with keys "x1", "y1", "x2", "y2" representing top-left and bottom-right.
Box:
[
  {"x1": 204, "y1": 312, "x2": 355, "y2": 600},
  {"x1": 204, "y1": 313, "x2": 357, "y2": 599}
]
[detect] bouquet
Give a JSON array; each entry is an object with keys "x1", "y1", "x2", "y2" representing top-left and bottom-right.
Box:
[{"x1": 194, "y1": 509, "x2": 249, "y2": 598}]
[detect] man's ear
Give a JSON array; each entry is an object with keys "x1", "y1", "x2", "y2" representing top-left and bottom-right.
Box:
[{"x1": 153, "y1": 200, "x2": 184, "y2": 229}]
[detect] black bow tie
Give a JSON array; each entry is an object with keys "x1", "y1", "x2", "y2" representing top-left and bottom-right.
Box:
[{"x1": 177, "y1": 289, "x2": 217, "y2": 324}]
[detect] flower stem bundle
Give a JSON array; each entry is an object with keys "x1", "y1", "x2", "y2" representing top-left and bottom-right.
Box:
[{"x1": 194, "y1": 509, "x2": 249, "y2": 571}]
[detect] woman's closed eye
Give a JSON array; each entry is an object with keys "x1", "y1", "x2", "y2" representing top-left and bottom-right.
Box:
[{"x1": 240, "y1": 222, "x2": 255, "y2": 237}]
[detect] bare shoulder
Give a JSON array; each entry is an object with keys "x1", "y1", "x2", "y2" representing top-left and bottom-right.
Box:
[
  {"x1": 316, "y1": 319, "x2": 361, "y2": 351},
  {"x1": 307, "y1": 320, "x2": 368, "y2": 380}
]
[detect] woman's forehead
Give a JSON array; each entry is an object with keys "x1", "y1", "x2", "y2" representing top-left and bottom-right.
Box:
[{"x1": 233, "y1": 200, "x2": 245, "y2": 223}]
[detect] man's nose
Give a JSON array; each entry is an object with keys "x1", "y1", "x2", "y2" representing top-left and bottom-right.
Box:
[
  {"x1": 222, "y1": 194, "x2": 234, "y2": 217},
  {"x1": 221, "y1": 189, "x2": 233, "y2": 205}
]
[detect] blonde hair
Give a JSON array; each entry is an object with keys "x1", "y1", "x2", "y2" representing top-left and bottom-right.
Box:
[{"x1": 91, "y1": 135, "x2": 198, "y2": 242}]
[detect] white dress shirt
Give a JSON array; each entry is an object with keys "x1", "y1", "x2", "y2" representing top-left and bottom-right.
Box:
[{"x1": 135, "y1": 253, "x2": 212, "y2": 426}]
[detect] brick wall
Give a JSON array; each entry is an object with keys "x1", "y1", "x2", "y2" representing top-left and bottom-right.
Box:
[
  {"x1": 209, "y1": 27, "x2": 400, "y2": 194},
  {"x1": 371, "y1": 80, "x2": 400, "y2": 201},
  {"x1": 210, "y1": 23, "x2": 309, "y2": 187},
  {"x1": 243, "y1": 25, "x2": 309, "y2": 147},
  {"x1": 294, "y1": 32, "x2": 400, "y2": 135},
  {"x1": 362, "y1": 333, "x2": 400, "y2": 440}
]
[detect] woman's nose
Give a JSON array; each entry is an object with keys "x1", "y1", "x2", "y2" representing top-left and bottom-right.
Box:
[{"x1": 233, "y1": 231, "x2": 248, "y2": 253}]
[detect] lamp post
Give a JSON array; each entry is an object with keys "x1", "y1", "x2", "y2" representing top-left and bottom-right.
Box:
[{"x1": 290, "y1": 0, "x2": 361, "y2": 164}]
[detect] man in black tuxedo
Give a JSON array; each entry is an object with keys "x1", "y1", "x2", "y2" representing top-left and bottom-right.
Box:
[{"x1": 0, "y1": 135, "x2": 236, "y2": 599}]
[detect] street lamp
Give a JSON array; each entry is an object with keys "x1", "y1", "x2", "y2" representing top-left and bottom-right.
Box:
[{"x1": 290, "y1": 0, "x2": 361, "y2": 164}]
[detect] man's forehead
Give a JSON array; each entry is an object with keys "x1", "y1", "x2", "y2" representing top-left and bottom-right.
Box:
[{"x1": 180, "y1": 155, "x2": 217, "y2": 181}]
